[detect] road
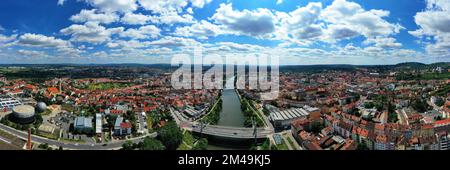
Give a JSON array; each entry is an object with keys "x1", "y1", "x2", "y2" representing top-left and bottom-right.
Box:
[
  {"x1": 0, "y1": 123, "x2": 156, "y2": 150},
  {"x1": 171, "y1": 104, "x2": 274, "y2": 139},
  {"x1": 285, "y1": 130, "x2": 302, "y2": 150},
  {"x1": 189, "y1": 123, "x2": 273, "y2": 139}
]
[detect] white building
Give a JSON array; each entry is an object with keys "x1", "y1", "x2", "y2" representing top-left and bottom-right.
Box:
[
  {"x1": 270, "y1": 106, "x2": 317, "y2": 130},
  {"x1": 0, "y1": 97, "x2": 22, "y2": 112},
  {"x1": 95, "y1": 114, "x2": 102, "y2": 134}
]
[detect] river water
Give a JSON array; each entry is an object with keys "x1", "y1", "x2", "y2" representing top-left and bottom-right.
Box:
[{"x1": 206, "y1": 77, "x2": 248, "y2": 150}]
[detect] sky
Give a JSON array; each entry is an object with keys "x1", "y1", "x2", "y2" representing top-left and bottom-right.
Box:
[{"x1": 0, "y1": 0, "x2": 449, "y2": 65}]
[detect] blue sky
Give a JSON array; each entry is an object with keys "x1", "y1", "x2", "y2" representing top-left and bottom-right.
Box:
[{"x1": 0, "y1": 0, "x2": 449, "y2": 65}]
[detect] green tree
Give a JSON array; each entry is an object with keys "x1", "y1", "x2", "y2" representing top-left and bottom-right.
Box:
[
  {"x1": 357, "y1": 143, "x2": 369, "y2": 150},
  {"x1": 125, "y1": 111, "x2": 138, "y2": 134},
  {"x1": 157, "y1": 121, "x2": 183, "y2": 150},
  {"x1": 307, "y1": 121, "x2": 324, "y2": 134},
  {"x1": 259, "y1": 139, "x2": 272, "y2": 150},
  {"x1": 34, "y1": 113, "x2": 43, "y2": 128},
  {"x1": 121, "y1": 140, "x2": 134, "y2": 150},
  {"x1": 364, "y1": 102, "x2": 374, "y2": 109},
  {"x1": 192, "y1": 138, "x2": 208, "y2": 150},
  {"x1": 38, "y1": 143, "x2": 49, "y2": 149},
  {"x1": 412, "y1": 99, "x2": 428, "y2": 113},
  {"x1": 139, "y1": 137, "x2": 165, "y2": 150},
  {"x1": 435, "y1": 97, "x2": 445, "y2": 107}
]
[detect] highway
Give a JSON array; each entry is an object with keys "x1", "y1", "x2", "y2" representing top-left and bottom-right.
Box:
[{"x1": 0, "y1": 123, "x2": 156, "y2": 150}]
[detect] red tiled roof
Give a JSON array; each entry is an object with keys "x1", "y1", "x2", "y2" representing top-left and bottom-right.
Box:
[
  {"x1": 24, "y1": 84, "x2": 35, "y2": 90},
  {"x1": 110, "y1": 109, "x2": 123, "y2": 115},
  {"x1": 47, "y1": 87, "x2": 59, "y2": 94},
  {"x1": 305, "y1": 141, "x2": 322, "y2": 150},
  {"x1": 144, "y1": 106, "x2": 157, "y2": 112},
  {"x1": 376, "y1": 135, "x2": 387, "y2": 143},
  {"x1": 120, "y1": 122, "x2": 132, "y2": 129},
  {"x1": 375, "y1": 123, "x2": 385, "y2": 131},
  {"x1": 435, "y1": 119, "x2": 450, "y2": 126},
  {"x1": 358, "y1": 128, "x2": 369, "y2": 137}
]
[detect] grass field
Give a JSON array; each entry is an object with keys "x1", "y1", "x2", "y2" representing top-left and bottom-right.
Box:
[
  {"x1": 59, "y1": 138, "x2": 85, "y2": 144},
  {"x1": 177, "y1": 130, "x2": 195, "y2": 150},
  {"x1": 85, "y1": 82, "x2": 133, "y2": 90},
  {"x1": 285, "y1": 135, "x2": 297, "y2": 149},
  {"x1": 419, "y1": 72, "x2": 450, "y2": 80},
  {"x1": 276, "y1": 138, "x2": 289, "y2": 150}
]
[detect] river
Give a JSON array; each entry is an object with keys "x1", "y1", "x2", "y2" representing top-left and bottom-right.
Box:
[{"x1": 207, "y1": 77, "x2": 248, "y2": 150}]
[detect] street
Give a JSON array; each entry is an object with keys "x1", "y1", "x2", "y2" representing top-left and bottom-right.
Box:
[{"x1": 0, "y1": 123, "x2": 156, "y2": 150}]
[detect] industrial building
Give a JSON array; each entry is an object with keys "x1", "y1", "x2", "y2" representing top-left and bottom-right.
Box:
[
  {"x1": 95, "y1": 114, "x2": 102, "y2": 134},
  {"x1": 0, "y1": 97, "x2": 22, "y2": 112},
  {"x1": 74, "y1": 116, "x2": 93, "y2": 134},
  {"x1": 10, "y1": 105, "x2": 35, "y2": 124},
  {"x1": 269, "y1": 106, "x2": 318, "y2": 130}
]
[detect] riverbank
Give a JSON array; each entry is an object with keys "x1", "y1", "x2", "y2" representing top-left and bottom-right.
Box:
[
  {"x1": 198, "y1": 93, "x2": 222, "y2": 125},
  {"x1": 236, "y1": 90, "x2": 265, "y2": 128}
]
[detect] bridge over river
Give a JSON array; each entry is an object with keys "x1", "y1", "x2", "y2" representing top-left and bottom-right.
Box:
[
  {"x1": 171, "y1": 99, "x2": 274, "y2": 140},
  {"x1": 180, "y1": 121, "x2": 273, "y2": 139},
  {"x1": 170, "y1": 76, "x2": 274, "y2": 141}
]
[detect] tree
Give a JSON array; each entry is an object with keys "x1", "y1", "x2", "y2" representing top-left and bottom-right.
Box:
[
  {"x1": 139, "y1": 137, "x2": 165, "y2": 150},
  {"x1": 121, "y1": 140, "x2": 134, "y2": 150},
  {"x1": 435, "y1": 97, "x2": 445, "y2": 107},
  {"x1": 38, "y1": 143, "x2": 49, "y2": 149},
  {"x1": 34, "y1": 113, "x2": 43, "y2": 128},
  {"x1": 364, "y1": 102, "x2": 375, "y2": 109},
  {"x1": 125, "y1": 111, "x2": 138, "y2": 134},
  {"x1": 192, "y1": 138, "x2": 208, "y2": 150},
  {"x1": 357, "y1": 143, "x2": 369, "y2": 150},
  {"x1": 157, "y1": 121, "x2": 182, "y2": 150},
  {"x1": 374, "y1": 102, "x2": 384, "y2": 112},
  {"x1": 259, "y1": 139, "x2": 272, "y2": 150},
  {"x1": 348, "y1": 108, "x2": 360, "y2": 117},
  {"x1": 412, "y1": 99, "x2": 428, "y2": 113},
  {"x1": 388, "y1": 112, "x2": 399, "y2": 123},
  {"x1": 307, "y1": 121, "x2": 324, "y2": 134},
  {"x1": 106, "y1": 115, "x2": 117, "y2": 129}
]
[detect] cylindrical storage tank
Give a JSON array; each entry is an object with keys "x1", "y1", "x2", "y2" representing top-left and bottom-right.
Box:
[{"x1": 11, "y1": 105, "x2": 36, "y2": 124}]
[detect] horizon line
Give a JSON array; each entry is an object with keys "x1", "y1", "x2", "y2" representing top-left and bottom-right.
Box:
[{"x1": 0, "y1": 61, "x2": 448, "y2": 67}]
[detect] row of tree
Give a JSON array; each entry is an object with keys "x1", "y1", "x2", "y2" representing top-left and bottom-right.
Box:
[{"x1": 121, "y1": 121, "x2": 183, "y2": 150}]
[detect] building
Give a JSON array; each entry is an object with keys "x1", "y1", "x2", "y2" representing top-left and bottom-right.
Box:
[
  {"x1": 95, "y1": 114, "x2": 102, "y2": 135},
  {"x1": 74, "y1": 116, "x2": 93, "y2": 134},
  {"x1": 0, "y1": 97, "x2": 22, "y2": 112},
  {"x1": 434, "y1": 119, "x2": 450, "y2": 133},
  {"x1": 183, "y1": 106, "x2": 204, "y2": 120},
  {"x1": 436, "y1": 132, "x2": 450, "y2": 150},
  {"x1": 374, "y1": 135, "x2": 389, "y2": 150},
  {"x1": 270, "y1": 107, "x2": 315, "y2": 130},
  {"x1": 340, "y1": 139, "x2": 357, "y2": 150},
  {"x1": 114, "y1": 116, "x2": 131, "y2": 136},
  {"x1": 10, "y1": 105, "x2": 35, "y2": 124}
]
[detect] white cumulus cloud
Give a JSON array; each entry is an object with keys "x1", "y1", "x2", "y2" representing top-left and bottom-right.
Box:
[
  {"x1": 211, "y1": 3, "x2": 276, "y2": 37},
  {"x1": 70, "y1": 9, "x2": 119, "y2": 24},
  {"x1": 60, "y1": 22, "x2": 124, "y2": 44}
]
